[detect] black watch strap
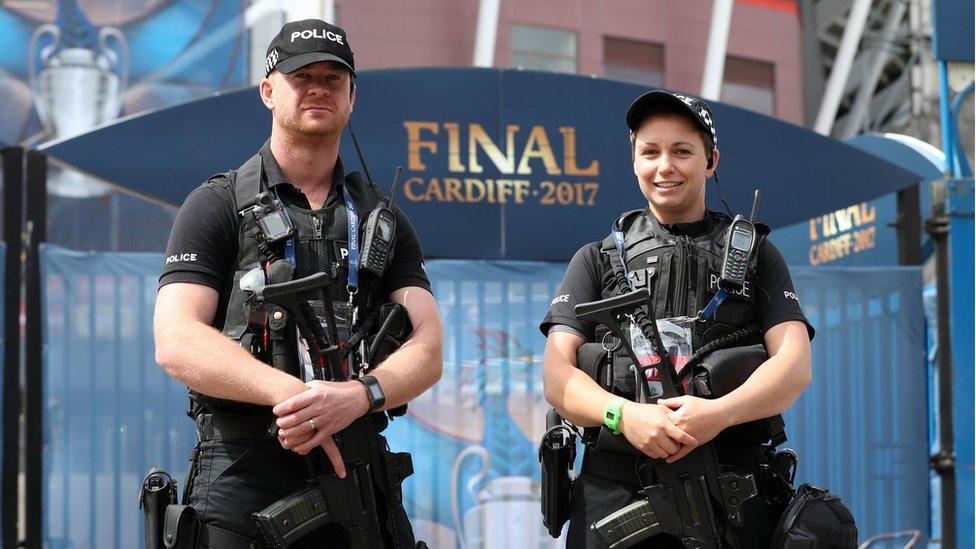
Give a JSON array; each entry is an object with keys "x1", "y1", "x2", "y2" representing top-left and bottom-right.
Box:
[{"x1": 355, "y1": 375, "x2": 386, "y2": 412}]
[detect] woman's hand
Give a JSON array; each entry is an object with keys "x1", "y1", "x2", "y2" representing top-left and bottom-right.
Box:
[
  {"x1": 619, "y1": 401, "x2": 698, "y2": 460},
  {"x1": 657, "y1": 396, "x2": 731, "y2": 463}
]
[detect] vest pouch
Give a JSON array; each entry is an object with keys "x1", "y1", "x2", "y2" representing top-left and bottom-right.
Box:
[
  {"x1": 688, "y1": 343, "x2": 767, "y2": 398},
  {"x1": 377, "y1": 302, "x2": 413, "y2": 342},
  {"x1": 220, "y1": 268, "x2": 258, "y2": 342},
  {"x1": 610, "y1": 353, "x2": 640, "y2": 399},
  {"x1": 594, "y1": 425, "x2": 644, "y2": 457},
  {"x1": 770, "y1": 484, "x2": 857, "y2": 549},
  {"x1": 690, "y1": 343, "x2": 787, "y2": 445},
  {"x1": 162, "y1": 504, "x2": 198, "y2": 549},
  {"x1": 363, "y1": 303, "x2": 414, "y2": 367},
  {"x1": 575, "y1": 342, "x2": 611, "y2": 389}
]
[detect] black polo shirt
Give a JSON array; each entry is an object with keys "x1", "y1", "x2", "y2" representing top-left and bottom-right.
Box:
[
  {"x1": 540, "y1": 210, "x2": 814, "y2": 341},
  {"x1": 159, "y1": 141, "x2": 431, "y2": 299}
]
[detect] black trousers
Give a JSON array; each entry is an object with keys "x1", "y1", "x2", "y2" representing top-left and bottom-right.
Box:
[
  {"x1": 566, "y1": 448, "x2": 783, "y2": 549},
  {"x1": 186, "y1": 421, "x2": 415, "y2": 548}
]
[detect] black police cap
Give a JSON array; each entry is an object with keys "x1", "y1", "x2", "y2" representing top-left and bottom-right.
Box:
[
  {"x1": 626, "y1": 90, "x2": 717, "y2": 148},
  {"x1": 264, "y1": 19, "x2": 355, "y2": 78}
]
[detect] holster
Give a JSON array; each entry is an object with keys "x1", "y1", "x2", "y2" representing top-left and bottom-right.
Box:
[
  {"x1": 140, "y1": 467, "x2": 177, "y2": 549},
  {"x1": 539, "y1": 409, "x2": 576, "y2": 538}
]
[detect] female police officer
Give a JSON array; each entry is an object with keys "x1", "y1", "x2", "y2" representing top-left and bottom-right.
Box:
[{"x1": 540, "y1": 90, "x2": 813, "y2": 547}]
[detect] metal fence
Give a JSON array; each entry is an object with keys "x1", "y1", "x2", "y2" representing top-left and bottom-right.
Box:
[{"x1": 38, "y1": 246, "x2": 928, "y2": 548}]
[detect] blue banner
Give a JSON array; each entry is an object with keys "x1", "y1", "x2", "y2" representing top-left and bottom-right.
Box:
[
  {"x1": 41, "y1": 69, "x2": 922, "y2": 260},
  {"x1": 933, "y1": 0, "x2": 975, "y2": 62}
]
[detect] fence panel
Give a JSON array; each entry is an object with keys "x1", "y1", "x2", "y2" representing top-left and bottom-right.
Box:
[{"x1": 40, "y1": 248, "x2": 928, "y2": 547}]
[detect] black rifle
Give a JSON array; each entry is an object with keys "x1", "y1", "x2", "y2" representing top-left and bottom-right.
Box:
[
  {"x1": 241, "y1": 264, "x2": 414, "y2": 548},
  {"x1": 574, "y1": 288, "x2": 757, "y2": 549}
]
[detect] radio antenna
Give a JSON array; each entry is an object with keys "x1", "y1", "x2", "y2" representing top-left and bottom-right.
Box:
[
  {"x1": 388, "y1": 166, "x2": 402, "y2": 210},
  {"x1": 749, "y1": 189, "x2": 761, "y2": 222},
  {"x1": 347, "y1": 121, "x2": 376, "y2": 188}
]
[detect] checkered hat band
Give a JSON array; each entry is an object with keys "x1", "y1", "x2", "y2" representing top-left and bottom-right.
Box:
[{"x1": 265, "y1": 49, "x2": 279, "y2": 76}]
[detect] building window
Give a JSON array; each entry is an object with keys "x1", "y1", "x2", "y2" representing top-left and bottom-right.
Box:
[
  {"x1": 603, "y1": 36, "x2": 664, "y2": 87},
  {"x1": 510, "y1": 24, "x2": 577, "y2": 74},
  {"x1": 721, "y1": 56, "x2": 775, "y2": 116}
]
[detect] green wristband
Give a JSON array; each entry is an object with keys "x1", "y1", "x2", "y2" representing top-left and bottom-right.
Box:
[{"x1": 604, "y1": 399, "x2": 625, "y2": 435}]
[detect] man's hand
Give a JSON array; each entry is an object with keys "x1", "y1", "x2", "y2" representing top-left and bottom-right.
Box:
[
  {"x1": 272, "y1": 380, "x2": 371, "y2": 476},
  {"x1": 619, "y1": 402, "x2": 698, "y2": 460},
  {"x1": 658, "y1": 396, "x2": 730, "y2": 463}
]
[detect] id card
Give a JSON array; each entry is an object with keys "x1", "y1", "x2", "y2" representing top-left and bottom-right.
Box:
[
  {"x1": 296, "y1": 299, "x2": 353, "y2": 380},
  {"x1": 629, "y1": 316, "x2": 694, "y2": 399}
]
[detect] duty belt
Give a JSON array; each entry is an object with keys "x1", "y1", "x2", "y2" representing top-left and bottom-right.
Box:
[
  {"x1": 195, "y1": 412, "x2": 275, "y2": 441},
  {"x1": 582, "y1": 443, "x2": 770, "y2": 486}
]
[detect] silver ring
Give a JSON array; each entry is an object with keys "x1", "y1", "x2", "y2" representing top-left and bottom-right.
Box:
[{"x1": 308, "y1": 418, "x2": 317, "y2": 430}]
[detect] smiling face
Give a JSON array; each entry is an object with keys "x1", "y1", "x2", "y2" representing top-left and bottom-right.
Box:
[
  {"x1": 632, "y1": 113, "x2": 719, "y2": 224},
  {"x1": 260, "y1": 60, "x2": 355, "y2": 139}
]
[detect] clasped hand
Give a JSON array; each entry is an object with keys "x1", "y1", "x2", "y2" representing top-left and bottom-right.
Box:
[
  {"x1": 622, "y1": 396, "x2": 729, "y2": 463},
  {"x1": 271, "y1": 380, "x2": 370, "y2": 478}
]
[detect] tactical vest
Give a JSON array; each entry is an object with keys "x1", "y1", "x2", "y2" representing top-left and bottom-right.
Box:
[
  {"x1": 195, "y1": 152, "x2": 385, "y2": 414},
  {"x1": 600, "y1": 208, "x2": 769, "y2": 353},
  {"x1": 586, "y1": 209, "x2": 784, "y2": 448}
]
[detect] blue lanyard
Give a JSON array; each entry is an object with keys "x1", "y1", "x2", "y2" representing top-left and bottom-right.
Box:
[
  {"x1": 697, "y1": 289, "x2": 728, "y2": 320},
  {"x1": 284, "y1": 236, "x2": 296, "y2": 265},
  {"x1": 611, "y1": 217, "x2": 633, "y2": 291},
  {"x1": 343, "y1": 186, "x2": 360, "y2": 293},
  {"x1": 276, "y1": 185, "x2": 360, "y2": 294}
]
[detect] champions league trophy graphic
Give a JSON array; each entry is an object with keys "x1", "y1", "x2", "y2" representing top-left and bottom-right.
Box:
[
  {"x1": 450, "y1": 329, "x2": 560, "y2": 548},
  {"x1": 28, "y1": 0, "x2": 129, "y2": 197}
]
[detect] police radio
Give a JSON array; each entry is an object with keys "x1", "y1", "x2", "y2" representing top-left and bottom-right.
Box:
[
  {"x1": 360, "y1": 167, "x2": 401, "y2": 277},
  {"x1": 718, "y1": 190, "x2": 761, "y2": 290}
]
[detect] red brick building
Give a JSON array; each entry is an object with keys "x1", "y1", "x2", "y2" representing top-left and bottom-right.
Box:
[{"x1": 325, "y1": 0, "x2": 803, "y2": 124}]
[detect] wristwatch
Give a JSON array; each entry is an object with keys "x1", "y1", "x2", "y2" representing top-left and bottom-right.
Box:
[
  {"x1": 604, "y1": 398, "x2": 625, "y2": 435},
  {"x1": 355, "y1": 375, "x2": 386, "y2": 413}
]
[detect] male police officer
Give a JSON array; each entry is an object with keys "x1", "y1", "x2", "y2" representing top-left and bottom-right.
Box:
[
  {"x1": 154, "y1": 20, "x2": 442, "y2": 547},
  {"x1": 540, "y1": 90, "x2": 814, "y2": 547}
]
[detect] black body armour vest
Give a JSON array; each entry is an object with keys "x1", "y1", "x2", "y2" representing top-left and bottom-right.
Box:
[
  {"x1": 194, "y1": 153, "x2": 385, "y2": 414},
  {"x1": 601, "y1": 209, "x2": 769, "y2": 352},
  {"x1": 591, "y1": 209, "x2": 781, "y2": 447}
]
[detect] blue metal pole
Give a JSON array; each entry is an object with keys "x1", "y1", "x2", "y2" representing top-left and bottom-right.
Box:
[
  {"x1": 937, "y1": 62, "x2": 954, "y2": 173},
  {"x1": 947, "y1": 178, "x2": 973, "y2": 549},
  {"x1": 947, "y1": 77, "x2": 975, "y2": 549}
]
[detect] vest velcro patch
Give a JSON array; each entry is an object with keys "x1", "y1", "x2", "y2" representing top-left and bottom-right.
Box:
[{"x1": 332, "y1": 240, "x2": 349, "y2": 264}]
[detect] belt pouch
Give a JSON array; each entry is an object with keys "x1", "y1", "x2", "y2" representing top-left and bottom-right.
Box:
[{"x1": 163, "y1": 504, "x2": 199, "y2": 549}]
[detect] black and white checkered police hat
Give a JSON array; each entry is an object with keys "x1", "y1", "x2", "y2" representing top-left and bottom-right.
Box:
[{"x1": 625, "y1": 90, "x2": 717, "y2": 148}]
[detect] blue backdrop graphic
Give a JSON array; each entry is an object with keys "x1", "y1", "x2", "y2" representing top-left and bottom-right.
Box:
[
  {"x1": 0, "y1": 0, "x2": 247, "y2": 145},
  {"x1": 39, "y1": 245, "x2": 928, "y2": 547}
]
